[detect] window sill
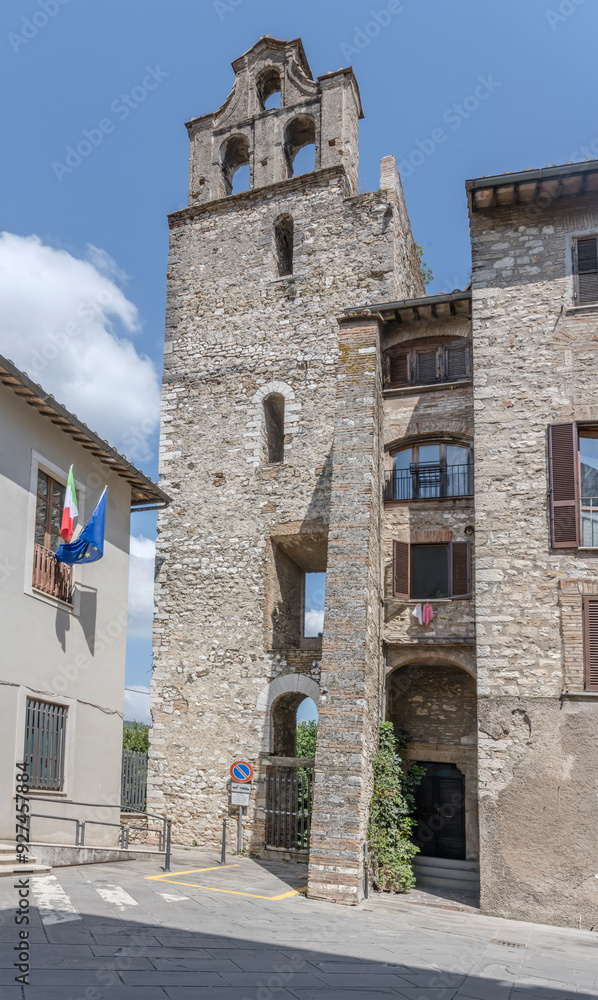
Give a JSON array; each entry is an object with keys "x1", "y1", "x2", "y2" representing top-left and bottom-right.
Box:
[
  {"x1": 565, "y1": 303, "x2": 598, "y2": 315},
  {"x1": 385, "y1": 495, "x2": 474, "y2": 505},
  {"x1": 28, "y1": 789, "x2": 69, "y2": 798},
  {"x1": 29, "y1": 585, "x2": 75, "y2": 613},
  {"x1": 561, "y1": 690, "x2": 598, "y2": 699},
  {"x1": 383, "y1": 379, "x2": 472, "y2": 397}
]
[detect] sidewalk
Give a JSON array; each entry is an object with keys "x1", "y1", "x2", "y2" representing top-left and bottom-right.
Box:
[{"x1": 0, "y1": 848, "x2": 595, "y2": 998}]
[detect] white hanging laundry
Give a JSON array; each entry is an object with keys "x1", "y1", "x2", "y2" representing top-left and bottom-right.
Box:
[{"x1": 411, "y1": 603, "x2": 423, "y2": 625}]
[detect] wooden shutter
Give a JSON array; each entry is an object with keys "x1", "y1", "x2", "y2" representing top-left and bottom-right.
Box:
[
  {"x1": 450, "y1": 541, "x2": 471, "y2": 598},
  {"x1": 548, "y1": 423, "x2": 580, "y2": 548},
  {"x1": 583, "y1": 597, "x2": 598, "y2": 691},
  {"x1": 574, "y1": 236, "x2": 598, "y2": 306},
  {"x1": 416, "y1": 348, "x2": 439, "y2": 384},
  {"x1": 445, "y1": 343, "x2": 470, "y2": 381},
  {"x1": 384, "y1": 348, "x2": 410, "y2": 387},
  {"x1": 393, "y1": 540, "x2": 410, "y2": 599}
]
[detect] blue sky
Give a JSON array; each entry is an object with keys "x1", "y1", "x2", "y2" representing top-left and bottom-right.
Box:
[{"x1": 1, "y1": 0, "x2": 596, "y2": 720}]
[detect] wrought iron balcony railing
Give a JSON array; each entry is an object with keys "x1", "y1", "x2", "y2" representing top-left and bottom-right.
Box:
[
  {"x1": 384, "y1": 462, "x2": 474, "y2": 501},
  {"x1": 581, "y1": 497, "x2": 598, "y2": 548},
  {"x1": 32, "y1": 542, "x2": 73, "y2": 603}
]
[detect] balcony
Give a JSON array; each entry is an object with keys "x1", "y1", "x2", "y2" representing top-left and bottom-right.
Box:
[
  {"x1": 581, "y1": 498, "x2": 598, "y2": 547},
  {"x1": 32, "y1": 543, "x2": 73, "y2": 603},
  {"x1": 384, "y1": 463, "x2": 474, "y2": 502}
]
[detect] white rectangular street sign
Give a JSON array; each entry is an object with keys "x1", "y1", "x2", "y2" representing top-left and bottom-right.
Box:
[
  {"x1": 231, "y1": 792, "x2": 250, "y2": 806},
  {"x1": 231, "y1": 782, "x2": 252, "y2": 793}
]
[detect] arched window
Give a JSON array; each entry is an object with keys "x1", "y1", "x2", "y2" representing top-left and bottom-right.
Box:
[
  {"x1": 220, "y1": 134, "x2": 250, "y2": 196},
  {"x1": 383, "y1": 337, "x2": 471, "y2": 389},
  {"x1": 386, "y1": 440, "x2": 473, "y2": 500},
  {"x1": 263, "y1": 393, "x2": 285, "y2": 463},
  {"x1": 283, "y1": 114, "x2": 316, "y2": 177},
  {"x1": 257, "y1": 66, "x2": 281, "y2": 110},
  {"x1": 274, "y1": 214, "x2": 293, "y2": 276},
  {"x1": 271, "y1": 693, "x2": 318, "y2": 757}
]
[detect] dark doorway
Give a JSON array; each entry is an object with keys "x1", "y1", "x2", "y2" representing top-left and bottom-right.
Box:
[{"x1": 413, "y1": 761, "x2": 466, "y2": 860}]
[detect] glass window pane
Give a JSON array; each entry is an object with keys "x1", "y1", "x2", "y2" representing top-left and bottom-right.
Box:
[
  {"x1": 418, "y1": 444, "x2": 440, "y2": 464},
  {"x1": 34, "y1": 523, "x2": 46, "y2": 546},
  {"x1": 37, "y1": 470, "x2": 48, "y2": 498},
  {"x1": 392, "y1": 448, "x2": 412, "y2": 469},
  {"x1": 411, "y1": 545, "x2": 449, "y2": 599},
  {"x1": 50, "y1": 506, "x2": 61, "y2": 532},
  {"x1": 52, "y1": 481, "x2": 65, "y2": 508},
  {"x1": 50, "y1": 532, "x2": 61, "y2": 553},
  {"x1": 36, "y1": 495, "x2": 48, "y2": 524},
  {"x1": 579, "y1": 434, "x2": 598, "y2": 498},
  {"x1": 447, "y1": 445, "x2": 469, "y2": 467}
]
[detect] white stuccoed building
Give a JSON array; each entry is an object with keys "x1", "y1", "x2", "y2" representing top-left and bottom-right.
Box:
[{"x1": 0, "y1": 355, "x2": 168, "y2": 850}]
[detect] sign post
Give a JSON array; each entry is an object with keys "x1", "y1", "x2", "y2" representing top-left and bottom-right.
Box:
[{"x1": 229, "y1": 761, "x2": 253, "y2": 856}]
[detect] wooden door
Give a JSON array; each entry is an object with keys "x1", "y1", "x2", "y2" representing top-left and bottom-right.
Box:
[{"x1": 413, "y1": 762, "x2": 466, "y2": 860}]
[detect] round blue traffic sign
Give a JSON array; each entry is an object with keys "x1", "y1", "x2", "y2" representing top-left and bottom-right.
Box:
[{"x1": 230, "y1": 760, "x2": 253, "y2": 783}]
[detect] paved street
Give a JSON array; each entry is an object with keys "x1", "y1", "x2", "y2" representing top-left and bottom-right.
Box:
[{"x1": 0, "y1": 849, "x2": 596, "y2": 999}]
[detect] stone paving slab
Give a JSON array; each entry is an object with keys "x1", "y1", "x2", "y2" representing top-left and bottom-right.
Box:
[{"x1": 0, "y1": 850, "x2": 594, "y2": 999}]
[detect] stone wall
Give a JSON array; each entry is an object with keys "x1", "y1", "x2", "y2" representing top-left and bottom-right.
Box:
[{"x1": 470, "y1": 194, "x2": 598, "y2": 928}]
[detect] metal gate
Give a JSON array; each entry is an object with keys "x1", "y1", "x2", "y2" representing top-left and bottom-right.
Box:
[
  {"x1": 265, "y1": 769, "x2": 312, "y2": 850},
  {"x1": 121, "y1": 749, "x2": 148, "y2": 811}
]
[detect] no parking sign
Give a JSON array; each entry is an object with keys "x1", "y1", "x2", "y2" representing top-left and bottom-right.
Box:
[{"x1": 230, "y1": 760, "x2": 253, "y2": 783}]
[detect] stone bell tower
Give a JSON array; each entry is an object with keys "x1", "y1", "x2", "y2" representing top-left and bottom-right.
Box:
[{"x1": 149, "y1": 36, "x2": 423, "y2": 857}]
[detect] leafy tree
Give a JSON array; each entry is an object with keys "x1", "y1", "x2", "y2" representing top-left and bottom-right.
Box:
[
  {"x1": 367, "y1": 722, "x2": 426, "y2": 892},
  {"x1": 122, "y1": 721, "x2": 150, "y2": 753},
  {"x1": 415, "y1": 242, "x2": 434, "y2": 286},
  {"x1": 296, "y1": 719, "x2": 317, "y2": 759}
]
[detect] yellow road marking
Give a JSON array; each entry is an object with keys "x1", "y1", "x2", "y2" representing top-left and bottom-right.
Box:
[{"x1": 145, "y1": 865, "x2": 306, "y2": 900}]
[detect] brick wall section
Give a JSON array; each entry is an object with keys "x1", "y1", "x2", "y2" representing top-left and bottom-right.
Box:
[
  {"x1": 387, "y1": 663, "x2": 477, "y2": 745},
  {"x1": 307, "y1": 316, "x2": 383, "y2": 904},
  {"x1": 471, "y1": 194, "x2": 598, "y2": 927}
]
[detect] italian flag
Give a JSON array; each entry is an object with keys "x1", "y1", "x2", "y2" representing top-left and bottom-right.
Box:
[{"x1": 60, "y1": 466, "x2": 78, "y2": 542}]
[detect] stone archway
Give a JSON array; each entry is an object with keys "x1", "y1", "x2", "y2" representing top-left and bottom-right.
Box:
[
  {"x1": 256, "y1": 673, "x2": 319, "y2": 754},
  {"x1": 386, "y1": 660, "x2": 479, "y2": 860}
]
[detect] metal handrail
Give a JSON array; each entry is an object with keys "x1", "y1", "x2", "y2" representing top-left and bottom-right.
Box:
[
  {"x1": 22, "y1": 795, "x2": 172, "y2": 871},
  {"x1": 385, "y1": 462, "x2": 474, "y2": 501}
]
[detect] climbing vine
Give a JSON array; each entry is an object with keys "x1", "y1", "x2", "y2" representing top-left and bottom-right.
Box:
[{"x1": 367, "y1": 722, "x2": 426, "y2": 892}]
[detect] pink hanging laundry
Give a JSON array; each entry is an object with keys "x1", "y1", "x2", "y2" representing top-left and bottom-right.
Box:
[{"x1": 422, "y1": 603, "x2": 434, "y2": 626}]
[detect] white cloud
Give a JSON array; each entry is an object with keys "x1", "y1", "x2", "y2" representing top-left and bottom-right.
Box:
[
  {"x1": 0, "y1": 233, "x2": 160, "y2": 462},
  {"x1": 128, "y1": 534, "x2": 156, "y2": 639},
  {"x1": 304, "y1": 609, "x2": 324, "y2": 637},
  {"x1": 124, "y1": 686, "x2": 151, "y2": 725}
]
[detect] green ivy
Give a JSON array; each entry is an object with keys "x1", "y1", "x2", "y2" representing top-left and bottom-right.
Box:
[{"x1": 367, "y1": 722, "x2": 426, "y2": 893}]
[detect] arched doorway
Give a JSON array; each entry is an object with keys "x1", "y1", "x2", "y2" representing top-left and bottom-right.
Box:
[{"x1": 386, "y1": 659, "x2": 478, "y2": 860}]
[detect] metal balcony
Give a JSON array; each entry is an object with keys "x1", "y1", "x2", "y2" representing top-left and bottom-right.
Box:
[{"x1": 384, "y1": 463, "x2": 474, "y2": 501}]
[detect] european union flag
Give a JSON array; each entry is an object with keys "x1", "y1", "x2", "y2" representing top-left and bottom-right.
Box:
[{"x1": 55, "y1": 488, "x2": 106, "y2": 566}]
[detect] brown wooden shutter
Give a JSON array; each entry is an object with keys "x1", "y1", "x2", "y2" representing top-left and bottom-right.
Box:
[
  {"x1": 393, "y1": 540, "x2": 410, "y2": 599},
  {"x1": 574, "y1": 236, "x2": 598, "y2": 306},
  {"x1": 548, "y1": 423, "x2": 580, "y2": 548},
  {"x1": 583, "y1": 597, "x2": 598, "y2": 691},
  {"x1": 445, "y1": 343, "x2": 469, "y2": 381},
  {"x1": 384, "y1": 348, "x2": 409, "y2": 387},
  {"x1": 416, "y1": 349, "x2": 439, "y2": 384},
  {"x1": 450, "y1": 541, "x2": 471, "y2": 598}
]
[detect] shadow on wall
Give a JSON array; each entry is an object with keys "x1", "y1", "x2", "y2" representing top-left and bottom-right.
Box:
[{"x1": 15, "y1": 903, "x2": 591, "y2": 998}]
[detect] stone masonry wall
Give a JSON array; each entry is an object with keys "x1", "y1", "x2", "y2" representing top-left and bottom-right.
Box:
[
  {"x1": 471, "y1": 194, "x2": 598, "y2": 928},
  {"x1": 307, "y1": 315, "x2": 383, "y2": 904},
  {"x1": 150, "y1": 164, "x2": 423, "y2": 852}
]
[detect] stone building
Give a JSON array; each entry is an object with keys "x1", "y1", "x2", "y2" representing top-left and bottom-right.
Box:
[{"x1": 150, "y1": 36, "x2": 598, "y2": 928}]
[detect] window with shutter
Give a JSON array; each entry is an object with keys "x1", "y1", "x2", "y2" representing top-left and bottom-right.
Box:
[
  {"x1": 416, "y1": 349, "x2": 439, "y2": 384},
  {"x1": 389, "y1": 351, "x2": 409, "y2": 387},
  {"x1": 393, "y1": 540, "x2": 410, "y2": 599},
  {"x1": 583, "y1": 597, "x2": 598, "y2": 691},
  {"x1": 451, "y1": 541, "x2": 471, "y2": 598},
  {"x1": 548, "y1": 423, "x2": 580, "y2": 548},
  {"x1": 445, "y1": 344, "x2": 469, "y2": 381},
  {"x1": 574, "y1": 236, "x2": 598, "y2": 306}
]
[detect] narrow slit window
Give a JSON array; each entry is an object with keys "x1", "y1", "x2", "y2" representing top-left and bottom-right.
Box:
[
  {"x1": 304, "y1": 572, "x2": 325, "y2": 637},
  {"x1": 274, "y1": 215, "x2": 293, "y2": 276},
  {"x1": 263, "y1": 393, "x2": 285, "y2": 463}
]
